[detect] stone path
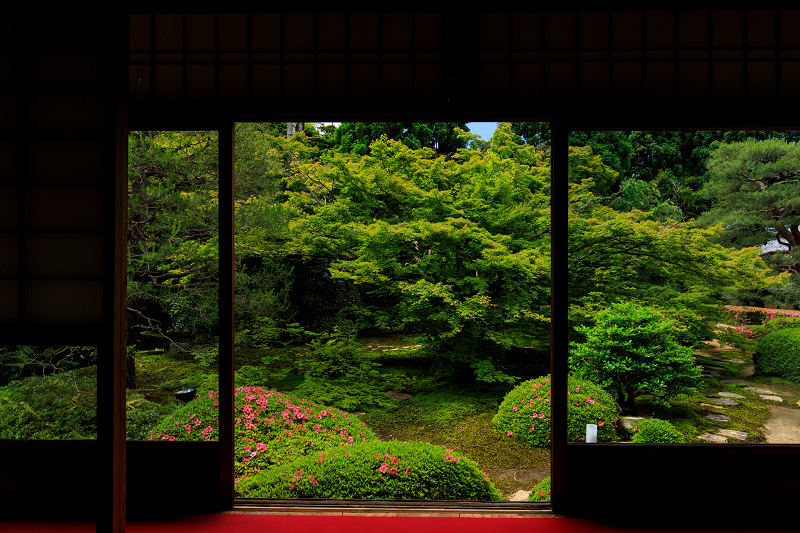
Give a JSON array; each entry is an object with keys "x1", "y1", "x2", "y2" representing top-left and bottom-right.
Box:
[
  {"x1": 695, "y1": 339, "x2": 800, "y2": 444},
  {"x1": 763, "y1": 406, "x2": 800, "y2": 443}
]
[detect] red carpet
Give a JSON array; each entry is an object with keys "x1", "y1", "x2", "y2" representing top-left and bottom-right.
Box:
[{"x1": 0, "y1": 515, "x2": 794, "y2": 533}]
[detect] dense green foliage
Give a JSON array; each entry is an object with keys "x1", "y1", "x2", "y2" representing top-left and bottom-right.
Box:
[
  {"x1": 528, "y1": 476, "x2": 551, "y2": 501},
  {"x1": 629, "y1": 418, "x2": 686, "y2": 443},
  {"x1": 754, "y1": 329, "x2": 800, "y2": 383},
  {"x1": 236, "y1": 439, "x2": 502, "y2": 501},
  {"x1": 492, "y1": 375, "x2": 620, "y2": 446},
  {"x1": 148, "y1": 386, "x2": 377, "y2": 481},
  {"x1": 570, "y1": 303, "x2": 702, "y2": 410},
  {"x1": 698, "y1": 139, "x2": 800, "y2": 305},
  {"x1": 332, "y1": 122, "x2": 470, "y2": 155},
  {"x1": 0, "y1": 369, "x2": 97, "y2": 440}
]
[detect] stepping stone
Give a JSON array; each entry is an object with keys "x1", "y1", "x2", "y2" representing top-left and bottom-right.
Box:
[
  {"x1": 702, "y1": 370, "x2": 723, "y2": 377},
  {"x1": 718, "y1": 429, "x2": 748, "y2": 440},
  {"x1": 704, "y1": 413, "x2": 730, "y2": 422},
  {"x1": 701, "y1": 403, "x2": 725, "y2": 409},
  {"x1": 718, "y1": 392, "x2": 746, "y2": 399},
  {"x1": 728, "y1": 358, "x2": 746, "y2": 364},
  {"x1": 720, "y1": 380, "x2": 749, "y2": 384},
  {"x1": 760, "y1": 395, "x2": 783, "y2": 402},
  {"x1": 385, "y1": 391, "x2": 413, "y2": 401},
  {"x1": 709, "y1": 397, "x2": 739, "y2": 406},
  {"x1": 620, "y1": 417, "x2": 645, "y2": 429},
  {"x1": 745, "y1": 387, "x2": 775, "y2": 394},
  {"x1": 509, "y1": 490, "x2": 531, "y2": 501},
  {"x1": 699, "y1": 434, "x2": 728, "y2": 443}
]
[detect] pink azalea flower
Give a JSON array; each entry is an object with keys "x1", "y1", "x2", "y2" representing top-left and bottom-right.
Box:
[
  {"x1": 506, "y1": 430, "x2": 513, "y2": 436},
  {"x1": 379, "y1": 463, "x2": 389, "y2": 473},
  {"x1": 390, "y1": 467, "x2": 397, "y2": 474}
]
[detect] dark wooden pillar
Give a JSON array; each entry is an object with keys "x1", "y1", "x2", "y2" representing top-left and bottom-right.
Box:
[{"x1": 550, "y1": 119, "x2": 568, "y2": 514}]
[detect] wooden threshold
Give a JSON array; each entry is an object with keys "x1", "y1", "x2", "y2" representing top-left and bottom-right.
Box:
[{"x1": 230, "y1": 499, "x2": 555, "y2": 518}]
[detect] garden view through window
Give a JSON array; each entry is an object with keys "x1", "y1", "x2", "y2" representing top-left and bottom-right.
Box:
[
  {"x1": 564, "y1": 129, "x2": 800, "y2": 448},
  {"x1": 4, "y1": 126, "x2": 800, "y2": 500}
]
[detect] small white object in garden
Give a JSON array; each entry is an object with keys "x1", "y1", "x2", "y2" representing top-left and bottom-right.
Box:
[{"x1": 586, "y1": 424, "x2": 597, "y2": 443}]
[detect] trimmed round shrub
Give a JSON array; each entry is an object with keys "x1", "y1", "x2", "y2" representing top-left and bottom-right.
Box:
[
  {"x1": 629, "y1": 418, "x2": 685, "y2": 443},
  {"x1": 149, "y1": 386, "x2": 377, "y2": 481},
  {"x1": 236, "y1": 439, "x2": 502, "y2": 501},
  {"x1": 492, "y1": 374, "x2": 620, "y2": 446},
  {"x1": 754, "y1": 328, "x2": 800, "y2": 382},
  {"x1": 528, "y1": 476, "x2": 551, "y2": 501}
]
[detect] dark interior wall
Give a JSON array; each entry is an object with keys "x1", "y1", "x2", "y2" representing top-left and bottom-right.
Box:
[{"x1": 3, "y1": 2, "x2": 800, "y2": 528}]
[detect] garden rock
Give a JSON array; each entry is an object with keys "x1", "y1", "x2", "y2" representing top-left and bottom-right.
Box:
[
  {"x1": 509, "y1": 490, "x2": 531, "y2": 501},
  {"x1": 745, "y1": 387, "x2": 775, "y2": 394},
  {"x1": 702, "y1": 370, "x2": 723, "y2": 378},
  {"x1": 709, "y1": 397, "x2": 739, "y2": 406},
  {"x1": 700, "y1": 403, "x2": 724, "y2": 409},
  {"x1": 704, "y1": 414, "x2": 730, "y2": 422},
  {"x1": 718, "y1": 429, "x2": 747, "y2": 440},
  {"x1": 729, "y1": 358, "x2": 745, "y2": 363},
  {"x1": 721, "y1": 379, "x2": 749, "y2": 384},
  {"x1": 385, "y1": 391, "x2": 413, "y2": 401},
  {"x1": 760, "y1": 395, "x2": 783, "y2": 402},
  {"x1": 620, "y1": 417, "x2": 645, "y2": 429},
  {"x1": 718, "y1": 392, "x2": 746, "y2": 399},
  {"x1": 699, "y1": 434, "x2": 728, "y2": 443}
]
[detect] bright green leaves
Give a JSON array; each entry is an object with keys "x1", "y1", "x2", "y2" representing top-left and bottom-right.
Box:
[{"x1": 570, "y1": 303, "x2": 702, "y2": 410}]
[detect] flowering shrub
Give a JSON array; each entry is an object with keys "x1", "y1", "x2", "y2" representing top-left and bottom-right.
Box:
[
  {"x1": 236, "y1": 439, "x2": 502, "y2": 501},
  {"x1": 149, "y1": 386, "x2": 377, "y2": 482},
  {"x1": 754, "y1": 329, "x2": 800, "y2": 383},
  {"x1": 629, "y1": 418, "x2": 685, "y2": 443},
  {"x1": 492, "y1": 374, "x2": 620, "y2": 447},
  {"x1": 528, "y1": 476, "x2": 551, "y2": 501},
  {"x1": 725, "y1": 305, "x2": 800, "y2": 327}
]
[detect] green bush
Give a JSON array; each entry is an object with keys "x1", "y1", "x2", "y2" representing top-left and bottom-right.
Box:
[
  {"x1": 0, "y1": 369, "x2": 97, "y2": 440},
  {"x1": 236, "y1": 439, "x2": 502, "y2": 501},
  {"x1": 492, "y1": 374, "x2": 620, "y2": 446},
  {"x1": 754, "y1": 329, "x2": 800, "y2": 382},
  {"x1": 528, "y1": 476, "x2": 551, "y2": 501},
  {"x1": 570, "y1": 302, "x2": 701, "y2": 410},
  {"x1": 763, "y1": 315, "x2": 800, "y2": 335},
  {"x1": 629, "y1": 418, "x2": 685, "y2": 443},
  {"x1": 149, "y1": 386, "x2": 377, "y2": 481},
  {"x1": 125, "y1": 391, "x2": 181, "y2": 440}
]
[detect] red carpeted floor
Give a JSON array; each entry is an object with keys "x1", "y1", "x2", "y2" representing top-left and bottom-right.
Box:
[{"x1": 0, "y1": 515, "x2": 795, "y2": 533}]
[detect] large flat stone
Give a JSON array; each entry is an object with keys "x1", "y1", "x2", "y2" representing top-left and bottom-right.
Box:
[
  {"x1": 699, "y1": 434, "x2": 728, "y2": 443},
  {"x1": 702, "y1": 370, "x2": 723, "y2": 378},
  {"x1": 718, "y1": 429, "x2": 748, "y2": 440},
  {"x1": 709, "y1": 397, "x2": 739, "y2": 406},
  {"x1": 718, "y1": 391, "x2": 746, "y2": 399},
  {"x1": 704, "y1": 413, "x2": 731, "y2": 422},
  {"x1": 700, "y1": 403, "x2": 725, "y2": 409},
  {"x1": 745, "y1": 387, "x2": 776, "y2": 394},
  {"x1": 509, "y1": 490, "x2": 531, "y2": 501},
  {"x1": 620, "y1": 417, "x2": 645, "y2": 429},
  {"x1": 760, "y1": 395, "x2": 783, "y2": 402},
  {"x1": 728, "y1": 358, "x2": 746, "y2": 363}
]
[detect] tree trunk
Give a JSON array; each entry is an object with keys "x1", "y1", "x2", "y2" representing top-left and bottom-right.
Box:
[{"x1": 287, "y1": 122, "x2": 305, "y2": 139}]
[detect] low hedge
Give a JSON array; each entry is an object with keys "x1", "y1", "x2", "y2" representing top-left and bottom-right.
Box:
[
  {"x1": 630, "y1": 418, "x2": 685, "y2": 443},
  {"x1": 236, "y1": 439, "x2": 502, "y2": 501},
  {"x1": 149, "y1": 385, "x2": 377, "y2": 481},
  {"x1": 492, "y1": 374, "x2": 620, "y2": 446},
  {"x1": 754, "y1": 328, "x2": 800, "y2": 383}
]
